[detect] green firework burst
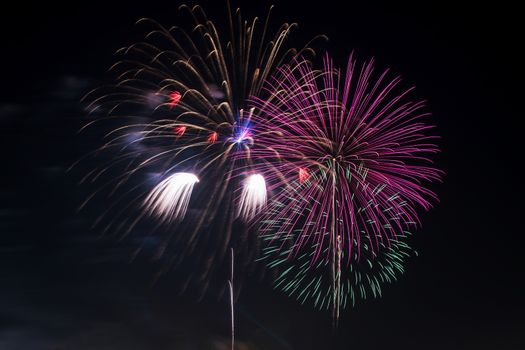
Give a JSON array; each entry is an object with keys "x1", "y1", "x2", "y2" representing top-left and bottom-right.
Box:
[{"x1": 258, "y1": 163, "x2": 416, "y2": 310}]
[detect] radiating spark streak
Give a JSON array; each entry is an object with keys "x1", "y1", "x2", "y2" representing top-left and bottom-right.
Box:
[
  {"x1": 237, "y1": 174, "x2": 267, "y2": 221},
  {"x1": 143, "y1": 172, "x2": 199, "y2": 222}
]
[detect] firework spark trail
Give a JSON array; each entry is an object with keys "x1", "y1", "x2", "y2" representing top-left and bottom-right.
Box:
[
  {"x1": 229, "y1": 248, "x2": 235, "y2": 350},
  {"x1": 77, "y1": 1, "x2": 326, "y2": 296},
  {"x1": 247, "y1": 54, "x2": 442, "y2": 321}
]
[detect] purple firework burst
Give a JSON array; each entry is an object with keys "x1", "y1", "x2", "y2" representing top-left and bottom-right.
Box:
[{"x1": 247, "y1": 54, "x2": 442, "y2": 321}]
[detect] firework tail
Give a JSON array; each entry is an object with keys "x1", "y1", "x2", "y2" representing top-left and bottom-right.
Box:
[
  {"x1": 229, "y1": 247, "x2": 235, "y2": 350},
  {"x1": 331, "y1": 160, "x2": 341, "y2": 326}
]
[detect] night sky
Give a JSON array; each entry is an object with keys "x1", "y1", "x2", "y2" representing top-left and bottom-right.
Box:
[{"x1": 1, "y1": 1, "x2": 523, "y2": 349}]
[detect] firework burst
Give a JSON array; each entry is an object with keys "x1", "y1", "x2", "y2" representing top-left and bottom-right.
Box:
[
  {"x1": 77, "y1": 2, "x2": 324, "y2": 296},
  {"x1": 237, "y1": 174, "x2": 267, "y2": 221},
  {"x1": 143, "y1": 172, "x2": 199, "y2": 222},
  {"x1": 248, "y1": 54, "x2": 442, "y2": 321},
  {"x1": 260, "y1": 224, "x2": 415, "y2": 311}
]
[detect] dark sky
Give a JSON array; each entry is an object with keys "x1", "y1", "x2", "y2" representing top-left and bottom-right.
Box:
[{"x1": 1, "y1": 0, "x2": 523, "y2": 349}]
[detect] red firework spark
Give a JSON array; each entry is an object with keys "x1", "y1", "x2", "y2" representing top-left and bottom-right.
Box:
[
  {"x1": 208, "y1": 131, "x2": 218, "y2": 143},
  {"x1": 298, "y1": 167, "x2": 310, "y2": 183},
  {"x1": 168, "y1": 91, "x2": 182, "y2": 109},
  {"x1": 173, "y1": 125, "x2": 186, "y2": 137}
]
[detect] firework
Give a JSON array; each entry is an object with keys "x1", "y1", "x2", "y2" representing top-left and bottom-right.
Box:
[
  {"x1": 258, "y1": 166, "x2": 416, "y2": 312},
  {"x1": 248, "y1": 54, "x2": 442, "y2": 321},
  {"x1": 260, "y1": 223, "x2": 415, "y2": 311},
  {"x1": 143, "y1": 172, "x2": 199, "y2": 222},
  {"x1": 237, "y1": 174, "x2": 267, "y2": 221},
  {"x1": 78, "y1": 1, "x2": 324, "y2": 296}
]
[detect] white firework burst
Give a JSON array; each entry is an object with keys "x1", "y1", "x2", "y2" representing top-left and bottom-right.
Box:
[
  {"x1": 237, "y1": 174, "x2": 267, "y2": 221},
  {"x1": 143, "y1": 172, "x2": 199, "y2": 222}
]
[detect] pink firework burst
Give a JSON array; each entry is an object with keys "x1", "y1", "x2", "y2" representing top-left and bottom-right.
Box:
[{"x1": 248, "y1": 54, "x2": 442, "y2": 321}]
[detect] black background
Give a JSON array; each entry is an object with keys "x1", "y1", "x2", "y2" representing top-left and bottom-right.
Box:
[{"x1": 1, "y1": 0, "x2": 523, "y2": 349}]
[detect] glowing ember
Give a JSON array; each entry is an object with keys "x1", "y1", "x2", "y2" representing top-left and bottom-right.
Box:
[
  {"x1": 173, "y1": 126, "x2": 187, "y2": 137},
  {"x1": 237, "y1": 174, "x2": 267, "y2": 221},
  {"x1": 298, "y1": 167, "x2": 310, "y2": 183},
  {"x1": 168, "y1": 91, "x2": 182, "y2": 108},
  {"x1": 208, "y1": 131, "x2": 218, "y2": 143}
]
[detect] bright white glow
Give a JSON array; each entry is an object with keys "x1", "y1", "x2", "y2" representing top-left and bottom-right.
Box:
[
  {"x1": 143, "y1": 172, "x2": 199, "y2": 222},
  {"x1": 234, "y1": 128, "x2": 250, "y2": 143},
  {"x1": 237, "y1": 174, "x2": 267, "y2": 221}
]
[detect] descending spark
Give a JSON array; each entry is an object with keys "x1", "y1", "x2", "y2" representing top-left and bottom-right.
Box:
[
  {"x1": 143, "y1": 172, "x2": 199, "y2": 222},
  {"x1": 238, "y1": 174, "x2": 267, "y2": 221}
]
